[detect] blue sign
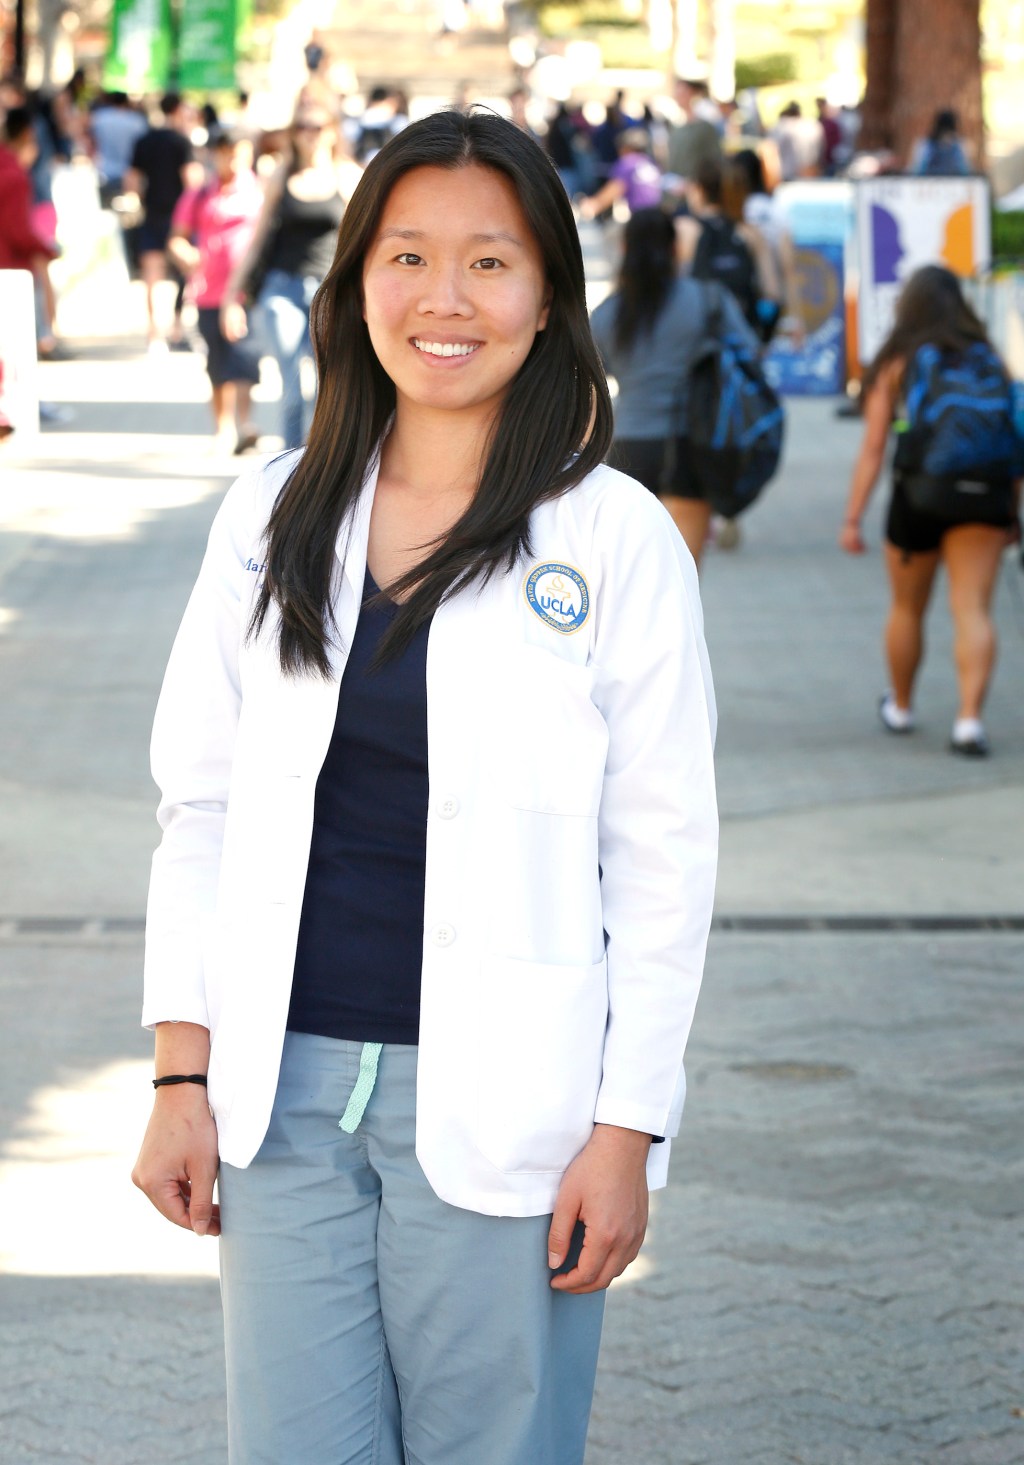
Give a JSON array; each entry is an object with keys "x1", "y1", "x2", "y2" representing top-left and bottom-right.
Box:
[{"x1": 764, "y1": 241, "x2": 846, "y2": 397}]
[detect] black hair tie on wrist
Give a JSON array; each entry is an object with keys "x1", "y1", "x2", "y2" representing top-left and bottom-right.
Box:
[{"x1": 152, "y1": 1073, "x2": 209, "y2": 1088}]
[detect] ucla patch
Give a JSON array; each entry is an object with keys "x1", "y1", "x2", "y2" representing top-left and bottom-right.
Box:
[{"x1": 523, "y1": 561, "x2": 590, "y2": 635}]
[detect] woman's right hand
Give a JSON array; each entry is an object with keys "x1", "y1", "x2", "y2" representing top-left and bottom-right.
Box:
[
  {"x1": 220, "y1": 300, "x2": 249, "y2": 343},
  {"x1": 132, "y1": 1084, "x2": 221, "y2": 1237}
]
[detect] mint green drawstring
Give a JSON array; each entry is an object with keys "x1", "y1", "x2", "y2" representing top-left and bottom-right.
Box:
[{"x1": 338, "y1": 1042, "x2": 383, "y2": 1133}]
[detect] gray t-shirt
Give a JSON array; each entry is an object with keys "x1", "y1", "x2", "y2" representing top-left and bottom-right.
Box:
[
  {"x1": 666, "y1": 118, "x2": 721, "y2": 180},
  {"x1": 590, "y1": 274, "x2": 757, "y2": 439}
]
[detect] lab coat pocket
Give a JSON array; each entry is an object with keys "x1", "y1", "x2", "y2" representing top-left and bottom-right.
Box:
[
  {"x1": 501, "y1": 645, "x2": 608, "y2": 816},
  {"x1": 475, "y1": 954, "x2": 608, "y2": 1174}
]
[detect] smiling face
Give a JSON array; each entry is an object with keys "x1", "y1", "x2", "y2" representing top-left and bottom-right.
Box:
[{"x1": 361, "y1": 163, "x2": 552, "y2": 426}]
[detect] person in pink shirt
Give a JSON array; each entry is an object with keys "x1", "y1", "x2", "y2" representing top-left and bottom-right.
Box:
[{"x1": 169, "y1": 129, "x2": 264, "y2": 452}]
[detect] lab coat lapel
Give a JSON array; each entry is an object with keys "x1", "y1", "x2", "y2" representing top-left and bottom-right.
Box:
[{"x1": 327, "y1": 452, "x2": 381, "y2": 679}]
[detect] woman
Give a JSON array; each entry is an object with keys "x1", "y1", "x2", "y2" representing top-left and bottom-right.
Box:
[
  {"x1": 910, "y1": 108, "x2": 971, "y2": 177},
  {"x1": 590, "y1": 205, "x2": 758, "y2": 567},
  {"x1": 132, "y1": 109, "x2": 718, "y2": 1464},
  {"x1": 222, "y1": 105, "x2": 362, "y2": 450},
  {"x1": 168, "y1": 128, "x2": 264, "y2": 452},
  {"x1": 724, "y1": 148, "x2": 803, "y2": 344},
  {"x1": 840, "y1": 266, "x2": 1019, "y2": 756}
]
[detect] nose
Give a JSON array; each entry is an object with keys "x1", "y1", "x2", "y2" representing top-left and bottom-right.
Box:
[{"x1": 417, "y1": 261, "x2": 472, "y2": 317}]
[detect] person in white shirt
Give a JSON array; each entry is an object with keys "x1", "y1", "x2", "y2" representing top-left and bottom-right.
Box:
[{"x1": 133, "y1": 107, "x2": 718, "y2": 1465}]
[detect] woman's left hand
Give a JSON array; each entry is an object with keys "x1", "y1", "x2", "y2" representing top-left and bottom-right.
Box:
[
  {"x1": 839, "y1": 519, "x2": 866, "y2": 554},
  {"x1": 548, "y1": 1124, "x2": 651, "y2": 1294}
]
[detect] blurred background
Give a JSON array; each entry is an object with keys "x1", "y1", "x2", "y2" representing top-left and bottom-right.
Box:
[{"x1": 1, "y1": 2, "x2": 1023, "y2": 1462}]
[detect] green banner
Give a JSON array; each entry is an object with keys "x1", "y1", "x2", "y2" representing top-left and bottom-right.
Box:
[
  {"x1": 178, "y1": 0, "x2": 238, "y2": 93},
  {"x1": 103, "y1": 0, "x2": 173, "y2": 93}
]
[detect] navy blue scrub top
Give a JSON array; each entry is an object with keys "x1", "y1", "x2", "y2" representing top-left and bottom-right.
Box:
[{"x1": 287, "y1": 571, "x2": 430, "y2": 1045}]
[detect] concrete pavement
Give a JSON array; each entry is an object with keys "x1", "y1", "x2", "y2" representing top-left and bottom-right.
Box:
[{"x1": 1, "y1": 265, "x2": 1023, "y2": 1462}]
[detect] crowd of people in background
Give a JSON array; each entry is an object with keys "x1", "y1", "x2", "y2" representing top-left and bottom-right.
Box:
[
  {"x1": 0, "y1": 54, "x2": 1016, "y2": 755},
  {"x1": 0, "y1": 52, "x2": 981, "y2": 395}
]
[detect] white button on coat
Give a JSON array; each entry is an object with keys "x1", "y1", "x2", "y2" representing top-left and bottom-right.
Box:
[
  {"x1": 431, "y1": 925, "x2": 456, "y2": 947},
  {"x1": 436, "y1": 797, "x2": 460, "y2": 820}
]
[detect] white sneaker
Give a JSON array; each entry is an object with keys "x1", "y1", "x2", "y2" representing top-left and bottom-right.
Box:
[
  {"x1": 878, "y1": 693, "x2": 915, "y2": 734},
  {"x1": 950, "y1": 718, "x2": 989, "y2": 757}
]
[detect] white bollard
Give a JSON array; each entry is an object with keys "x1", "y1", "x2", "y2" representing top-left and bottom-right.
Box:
[{"x1": 0, "y1": 270, "x2": 40, "y2": 444}]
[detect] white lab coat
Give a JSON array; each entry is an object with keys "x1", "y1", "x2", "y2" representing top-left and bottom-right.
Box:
[{"x1": 144, "y1": 448, "x2": 718, "y2": 1216}]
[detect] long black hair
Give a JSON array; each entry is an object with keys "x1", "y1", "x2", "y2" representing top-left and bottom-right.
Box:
[
  {"x1": 864, "y1": 264, "x2": 992, "y2": 392},
  {"x1": 611, "y1": 207, "x2": 678, "y2": 353},
  {"x1": 251, "y1": 107, "x2": 613, "y2": 675}
]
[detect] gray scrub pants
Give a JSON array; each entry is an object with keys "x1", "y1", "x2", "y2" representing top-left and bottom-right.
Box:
[{"x1": 218, "y1": 1033, "x2": 605, "y2": 1465}]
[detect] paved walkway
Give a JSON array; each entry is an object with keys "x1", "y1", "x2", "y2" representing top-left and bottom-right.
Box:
[{"x1": 1, "y1": 256, "x2": 1022, "y2": 1462}]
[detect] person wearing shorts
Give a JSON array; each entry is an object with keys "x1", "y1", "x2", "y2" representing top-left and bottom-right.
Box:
[
  {"x1": 841, "y1": 265, "x2": 1020, "y2": 756},
  {"x1": 169, "y1": 129, "x2": 263, "y2": 452},
  {"x1": 590, "y1": 207, "x2": 759, "y2": 569},
  {"x1": 885, "y1": 472, "x2": 1016, "y2": 560},
  {"x1": 127, "y1": 93, "x2": 196, "y2": 351}
]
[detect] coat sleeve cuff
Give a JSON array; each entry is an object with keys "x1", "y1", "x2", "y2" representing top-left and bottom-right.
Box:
[
  {"x1": 140, "y1": 997, "x2": 210, "y2": 1032},
  {"x1": 646, "y1": 1138, "x2": 671, "y2": 1190},
  {"x1": 593, "y1": 1095, "x2": 682, "y2": 1140}
]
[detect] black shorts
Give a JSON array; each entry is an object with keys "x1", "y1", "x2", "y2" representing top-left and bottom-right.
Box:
[
  {"x1": 197, "y1": 308, "x2": 261, "y2": 388},
  {"x1": 886, "y1": 473, "x2": 1017, "y2": 555},
  {"x1": 136, "y1": 212, "x2": 175, "y2": 255},
  {"x1": 607, "y1": 436, "x2": 705, "y2": 501}
]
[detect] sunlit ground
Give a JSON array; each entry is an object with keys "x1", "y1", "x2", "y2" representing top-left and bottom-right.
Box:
[
  {"x1": 0, "y1": 1059, "x2": 219, "y2": 1278},
  {"x1": 0, "y1": 1058, "x2": 651, "y2": 1284},
  {"x1": 0, "y1": 470, "x2": 227, "y2": 543}
]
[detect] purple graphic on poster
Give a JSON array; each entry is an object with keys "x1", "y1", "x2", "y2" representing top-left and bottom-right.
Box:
[{"x1": 870, "y1": 204, "x2": 904, "y2": 284}]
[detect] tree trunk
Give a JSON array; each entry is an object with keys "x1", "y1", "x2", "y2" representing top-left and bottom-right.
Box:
[
  {"x1": 860, "y1": 0, "x2": 896, "y2": 151},
  {"x1": 861, "y1": 0, "x2": 983, "y2": 168}
]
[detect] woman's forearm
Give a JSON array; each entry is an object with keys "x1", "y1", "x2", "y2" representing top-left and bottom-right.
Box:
[
  {"x1": 844, "y1": 372, "x2": 898, "y2": 524},
  {"x1": 153, "y1": 1020, "x2": 211, "y2": 1077},
  {"x1": 844, "y1": 440, "x2": 886, "y2": 523}
]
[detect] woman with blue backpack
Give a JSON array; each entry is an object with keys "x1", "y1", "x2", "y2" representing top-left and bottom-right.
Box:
[
  {"x1": 840, "y1": 266, "x2": 1020, "y2": 756},
  {"x1": 590, "y1": 206, "x2": 765, "y2": 568}
]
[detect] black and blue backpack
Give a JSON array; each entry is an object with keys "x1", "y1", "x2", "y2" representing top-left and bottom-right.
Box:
[
  {"x1": 692, "y1": 216, "x2": 779, "y2": 343},
  {"x1": 894, "y1": 341, "x2": 1023, "y2": 524},
  {"x1": 683, "y1": 284, "x2": 785, "y2": 518}
]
